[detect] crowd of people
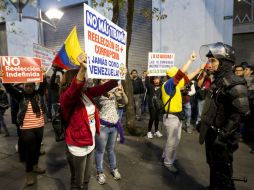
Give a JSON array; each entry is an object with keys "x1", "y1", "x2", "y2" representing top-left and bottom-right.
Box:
[{"x1": 0, "y1": 42, "x2": 253, "y2": 190}]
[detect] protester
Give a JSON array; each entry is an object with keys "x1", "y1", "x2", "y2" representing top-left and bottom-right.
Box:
[
  {"x1": 196, "y1": 65, "x2": 212, "y2": 125},
  {"x1": 48, "y1": 67, "x2": 62, "y2": 120},
  {"x1": 182, "y1": 80, "x2": 196, "y2": 133},
  {"x1": 2, "y1": 76, "x2": 46, "y2": 186},
  {"x1": 199, "y1": 42, "x2": 249, "y2": 189},
  {"x1": 146, "y1": 76, "x2": 163, "y2": 139},
  {"x1": 161, "y1": 51, "x2": 203, "y2": 173},
  {"x1": 142, "y1": 70, "x2": 149, "y2": 113},
  {"x1": 131, "y1": 69, "x2": 145, "y2": 121},
  {"x1": 234, "y1": 64, "x2": 244, "y2": 77},
  {"x1": 94, "y1": 79, "x2": 127, "y2": 185},
  {"x1": 0, "y1": 84, "x2": 10, "y2": 137},
  {"x1": 60, "y1": 52, "x2": 118, "y2": 190},
  {"x1": 114, "y1": 81, "x2": 128, "y2": 121},
  {"x1": 242, "y1": 63, "x2": 254, "y2": 141}
]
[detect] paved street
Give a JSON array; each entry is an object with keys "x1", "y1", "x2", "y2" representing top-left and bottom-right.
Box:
[{"x1": 0, "y1": 111, "x2": 253, "y2": 190}]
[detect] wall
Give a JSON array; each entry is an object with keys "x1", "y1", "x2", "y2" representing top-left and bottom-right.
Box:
[
  {"x1": 233, "y1": 33, "x2": 254, "y2": 65},
  {"x1": 152, "y1": 0, "x2": 234, "y2": 71},
  {"x1": 0, "y1": 1, "x2": 39, "y2": 56}
]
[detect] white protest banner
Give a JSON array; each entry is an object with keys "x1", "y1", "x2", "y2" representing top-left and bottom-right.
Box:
[
  {"x1": 33, "y1": 43, "x2": 56, "y2": 73},
  {"x1": 148, "y1": 53, "x2": 175, "y2": 76},
  {"x1": 84, "y1": 4, "x2": 127, "y2": 79}
]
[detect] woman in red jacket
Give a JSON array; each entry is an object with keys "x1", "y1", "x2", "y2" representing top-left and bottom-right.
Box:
[{"x1": 60, "y1": 52, "x2": 118, "y2": 190}]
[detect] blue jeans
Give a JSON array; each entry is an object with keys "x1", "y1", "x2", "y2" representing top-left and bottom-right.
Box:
[
  {"x1": 117, "y1": 108, "x2": 124, "y2": 121},
  {"x1": 183, "y1": 102, "x2": 191, "y2": 128},
  {"x1": 95, "y1": 126, "x2": 118, "y2": 173}
]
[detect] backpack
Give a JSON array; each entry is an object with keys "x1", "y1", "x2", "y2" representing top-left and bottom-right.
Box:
[
  {"x1": 51, "y1": 104, "x2": 71, "y2": 142},
  {"x1": 0, "y1": 90, "x2": 10, "y2": 111}
]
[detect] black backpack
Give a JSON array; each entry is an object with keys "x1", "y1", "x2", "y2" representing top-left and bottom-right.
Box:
[
  {"x1": 0, "y1": 90, "x2": 10, "y2": 111},
  {"x1": 51, "y1": 104, "x2": 71, "y2": 142}
]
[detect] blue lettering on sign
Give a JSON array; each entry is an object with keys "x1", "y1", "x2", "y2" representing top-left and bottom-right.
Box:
[
  {"x1": 85, "y1": 9, "x2": 126, "y2": 45},
  {"x1": 89, "y1": 65, "x2": 120, "y2": 77},
  {"x1": 86, "y1": 10, "x2": 98, "y2": 30}
]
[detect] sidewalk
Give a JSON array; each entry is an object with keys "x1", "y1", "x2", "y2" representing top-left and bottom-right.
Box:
[{"x1": 0, "y1": 111, "x2": 253, "y2": 190}]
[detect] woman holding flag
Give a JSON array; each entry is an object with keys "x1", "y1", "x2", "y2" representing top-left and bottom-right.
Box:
[{"x1": 60, "y1": 52, "x2": 118, "y2": 190}]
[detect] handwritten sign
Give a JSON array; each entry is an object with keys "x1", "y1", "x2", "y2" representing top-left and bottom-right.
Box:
[
  {"x1": 148, "y1": 53, "x2": 175, "y2": 76},
  {"x1": 84, "y1": 4, "x2": 127, "y2": 79},
  {"x1": 0, "y1": 56, "x2": 43, "y2": 83},
  {"x1": 33, "y1": 43, "x2": 56, "y2": 73}
]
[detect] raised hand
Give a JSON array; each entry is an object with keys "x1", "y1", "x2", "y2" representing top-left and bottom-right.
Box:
[
  {"x1": 77, "y1": 52, "x2": 87, "y2": 69},
  {"x1": 190, "y1": 51, "x2": 197, "y2": 61}
]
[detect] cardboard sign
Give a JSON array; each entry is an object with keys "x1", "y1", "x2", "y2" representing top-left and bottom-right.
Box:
[
  {"x1": 33, "y1": 43, "x2": 56, "y2": 73},
  {"x1": 84, "y1": 4, "x2": 127, "y2": 79},
  {"x1": 148, "y1": 53, "x2": 175, "y2": 76},
  {"x1": 0, "y1": 56, "x2": 43, "y2": 83}
]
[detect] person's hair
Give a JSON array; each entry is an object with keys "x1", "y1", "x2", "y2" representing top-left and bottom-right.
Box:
[
  {"x1": 149, "y1": 76, "x2": 160, "y2": 84},
  {"x1": 248, "y1": 66, "x2": 254, "y2": 75},
  {"x1": 60, "y1": 69, "x2": 79, "y2": 93},
  {"x1": 131, "y1": 69, "x2": 138, "y2": 74}
]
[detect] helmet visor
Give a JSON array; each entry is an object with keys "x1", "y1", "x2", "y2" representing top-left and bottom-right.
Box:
[{"x1": 199, "y1": 42, "x2": 226, "y2": 62}]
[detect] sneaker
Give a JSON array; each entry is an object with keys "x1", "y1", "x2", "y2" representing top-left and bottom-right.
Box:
[
  {"x1": 97, "y1": 172, "x2": 106, "y2": 185},
  {"x1": 33, "y1": 165, "x2": 46, "y2": 174},
  {"x1": 111, "y1": 168, "x2": 121, "y2": 180},
  {"x1": 164, "y1": 165, "x2": 178, "y2": 174},
  {"x1": 154, "y1": 131, "x2": 163, "y2": 138},
  {"x1": 26, "y1": 172, "x2": 35, "y2": 186},
  {"x1": 147, "y1": 132, "x2": 153, "y2": 139}
]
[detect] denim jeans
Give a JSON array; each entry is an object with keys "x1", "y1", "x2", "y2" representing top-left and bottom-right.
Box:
[
  {"x1": 117, "y1": 108, "x2": 124, "y2": 121},
  {"x1": 95, "y1": 126, "x2": 118, "y2": 173},
  {"x1": 0, "y1": 113, "x2": 9, "y2": 135},
  {"x1": 183, "y1": 102, "x2": 191, "y2": 128},
  {"x1": 66, "y1": 149, "x2": 94, "y2": 190},
  {"x1": 133, "y1": 94, "x2": 142, "y2": 120},
  {"x1": 197, "y1": 100, "x2": 205, "y2": 123}
]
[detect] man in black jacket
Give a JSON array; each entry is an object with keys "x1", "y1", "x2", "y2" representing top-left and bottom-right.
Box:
[
  {"x1": 199, "y1": 42, "x2": 250, "y2": 190},
  {"x1": 131, "y1": 69, "x2": 145, "y2": 121}
]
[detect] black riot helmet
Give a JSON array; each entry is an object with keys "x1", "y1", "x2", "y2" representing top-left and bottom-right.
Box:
[{"x1": 199, "y1": 42, "x2": 235, "y2": 63}]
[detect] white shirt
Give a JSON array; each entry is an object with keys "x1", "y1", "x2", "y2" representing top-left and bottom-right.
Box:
[{"x1": 67, "y1": 93, "x2": 96, "y2": 157}]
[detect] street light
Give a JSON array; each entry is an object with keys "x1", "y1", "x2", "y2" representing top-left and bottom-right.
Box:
[
  {"x1": 22, "y1": 9, "x2": 64, "y2": 29},
  {"x1": 8, "y1": 0, "x2": 64, "y2": 29},
  {"x1": 9, "y1": 0, "x2": 29, "y2": 21}
]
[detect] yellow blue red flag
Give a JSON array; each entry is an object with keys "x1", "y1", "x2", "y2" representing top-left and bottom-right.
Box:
[{"x1": 53, "y1": 26, "x2": 83, "y2": 70}]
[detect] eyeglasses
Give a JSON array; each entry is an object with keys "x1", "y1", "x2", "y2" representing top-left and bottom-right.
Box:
[{"x1": 235, "y1": 69, "x2": 244, "y2": 72}]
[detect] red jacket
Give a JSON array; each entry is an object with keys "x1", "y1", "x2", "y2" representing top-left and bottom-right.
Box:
[{"x1": 60, "y1": 77, "x2": 118, "y2": 147}]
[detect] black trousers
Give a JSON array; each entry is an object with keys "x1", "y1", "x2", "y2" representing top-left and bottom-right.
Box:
[
  {"x1": 205, "y1": 129, "x2": 236, "y2": 190},
  {"x1": 21, "y1": 127, "x2": 44, "y2": 172},
  {"x1": 148, "y1": 108, "x2": 160, "y2": 132},
  {"x1": 66, "y1": 149, "x2": 94, "y2": 190}
]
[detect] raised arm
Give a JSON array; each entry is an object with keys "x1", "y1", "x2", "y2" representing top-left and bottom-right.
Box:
[
  {"x1": 3, "y1": 83, "x2": 23, "y2": 101},
  {"x1": 87, "y1": 80, "x2": 118, "y2": 98}
]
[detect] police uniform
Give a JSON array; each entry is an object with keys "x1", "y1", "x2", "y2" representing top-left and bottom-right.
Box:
[{"x1": 199, "y1": 42, "x2": 250, "y2": 190}]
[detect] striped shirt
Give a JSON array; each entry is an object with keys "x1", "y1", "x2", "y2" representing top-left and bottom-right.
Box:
[{"x1": 20, "y1": 102, "x2": 44, "y2": 129}]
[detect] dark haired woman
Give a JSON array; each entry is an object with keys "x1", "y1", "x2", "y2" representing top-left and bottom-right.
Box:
[
  {"x1": 60, "y1": 52, "x2": 118, "y2": 190},
  {"x1": 146, "y1": 76, "x2": 163, "y2": 139}
]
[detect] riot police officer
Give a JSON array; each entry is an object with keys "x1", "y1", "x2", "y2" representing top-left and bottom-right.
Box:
[{"x1": 198, "y1": 42, "x2": 250, "y2": 190}]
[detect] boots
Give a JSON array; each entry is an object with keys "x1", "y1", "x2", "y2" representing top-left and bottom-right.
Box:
[
  {"x1": 26, "y1": 172, "x2": 35, "y2": 186},
  {"x1": 33, "y1": 165, "x2": 46, "y2": 174}
]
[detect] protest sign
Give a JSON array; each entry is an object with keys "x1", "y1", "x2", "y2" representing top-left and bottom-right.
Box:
[
  {"x1": 33, "y1": 43, "x2": 56, "y2": 73},
  {"x1": 0, "y1": 56, "x2": 43, "y2": 83},
  {"x1": 84, "y1": 4, "x2": 127, "y2": 79},
  {"x1": 148, "y1": 53, "x2": 175, "y2": 76}
]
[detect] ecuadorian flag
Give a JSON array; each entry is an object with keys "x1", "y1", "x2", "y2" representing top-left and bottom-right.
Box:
[{"x1": 53, "y1": 26, "x2": 83, "y2": 70}]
